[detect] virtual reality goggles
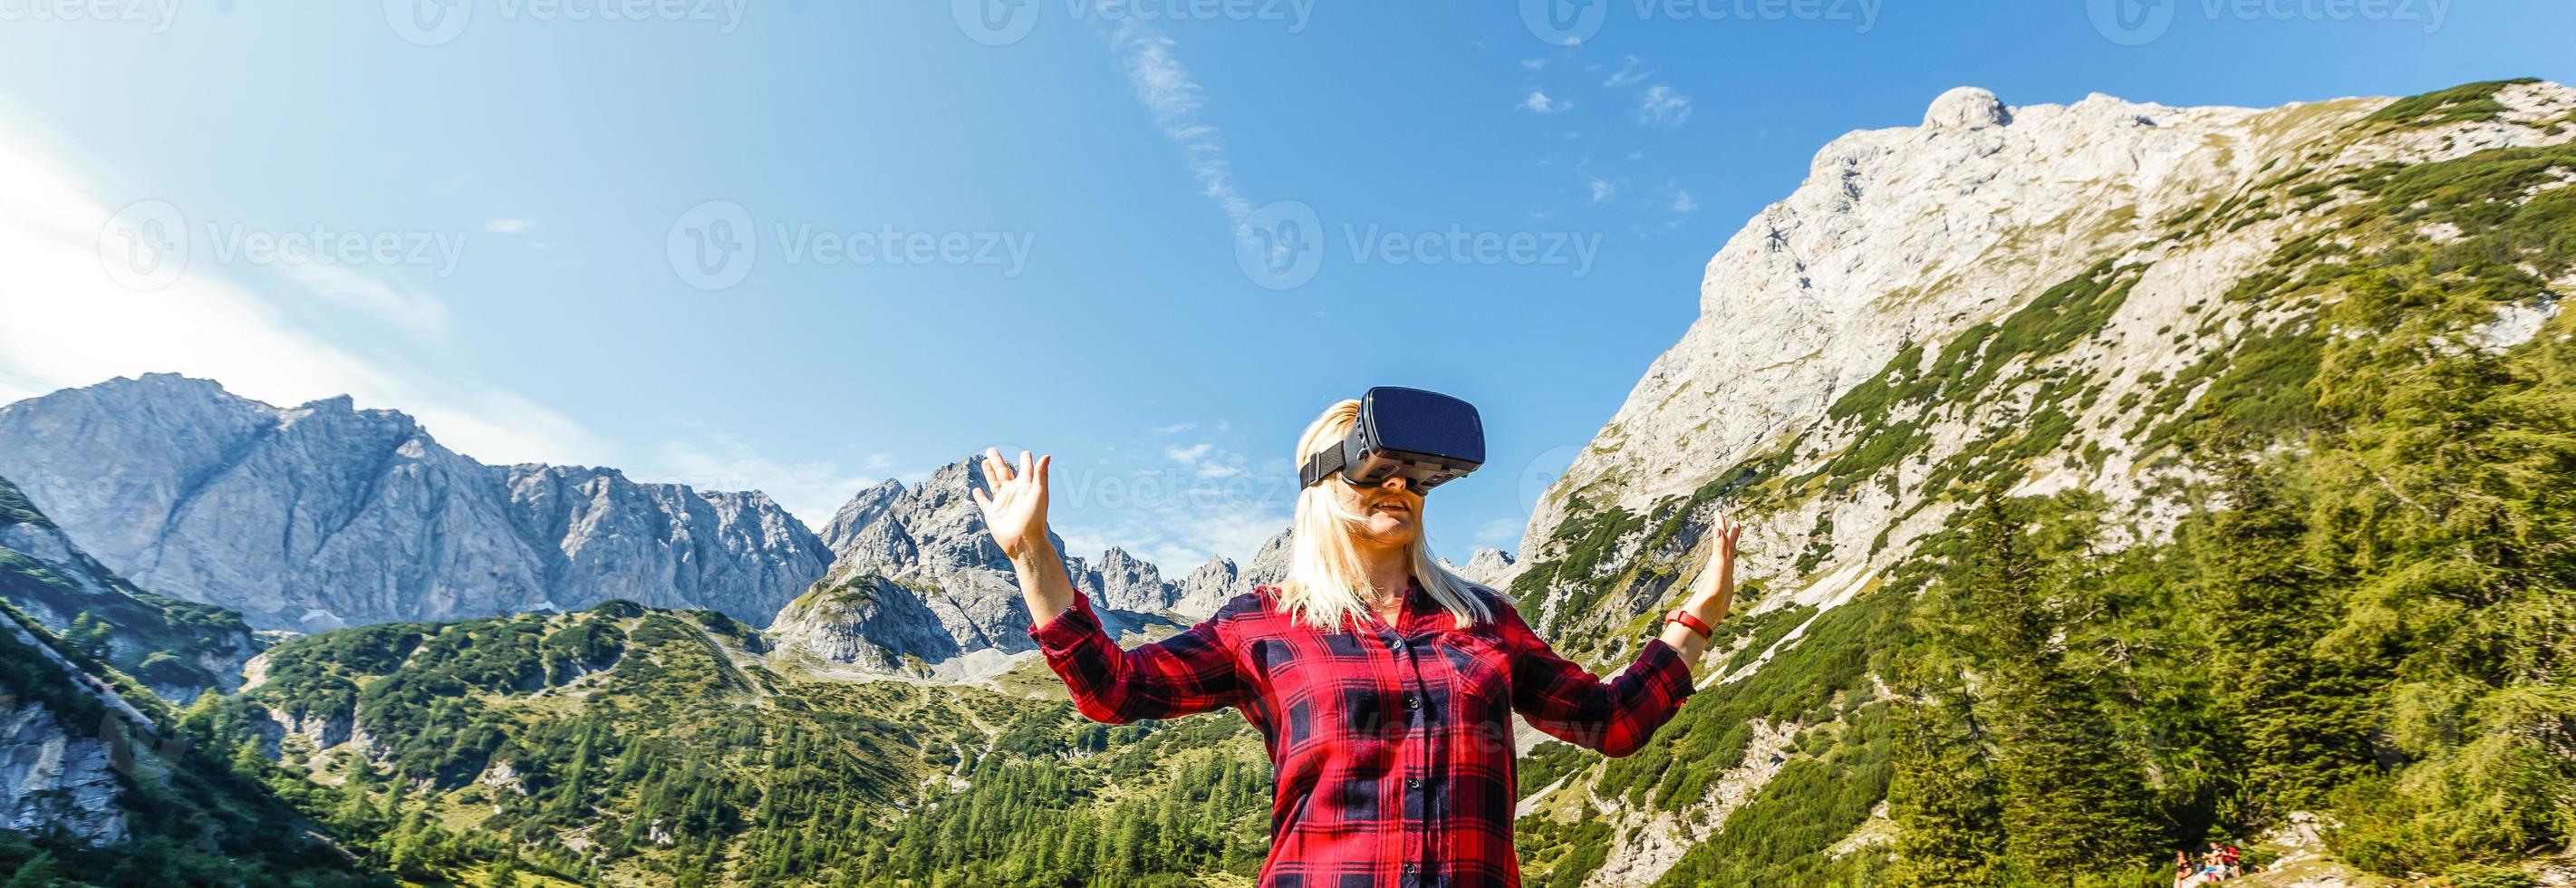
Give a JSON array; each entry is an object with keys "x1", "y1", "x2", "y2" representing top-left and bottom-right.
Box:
[{"x1": 1298, "y1": 387, "x2": 1486, "y2": 494}]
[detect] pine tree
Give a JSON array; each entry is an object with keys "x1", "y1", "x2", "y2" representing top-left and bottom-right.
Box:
[
  {"x1": 2196, "y1": 457, "x2": 2377, "y2": 819},
  {"x1": 487, "y1": 850, "x2": 522, "y2": 888},
  {"x1": 1886, "y1": 693, "x2": 2002, "y2": 887},
  {"x1": 3, "y1": 852, "x2": 63, "y2": 888},
  {"x1": 1954, "y1": 487, "x2": 2162, "y2": 876}
]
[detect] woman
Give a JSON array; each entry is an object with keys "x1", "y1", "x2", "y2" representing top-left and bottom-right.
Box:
[{"x1": 972, "y1": 399, "x2": 1741, "y2": 887}]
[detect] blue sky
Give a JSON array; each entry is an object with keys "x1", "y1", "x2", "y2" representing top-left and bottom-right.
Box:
[{"x1": 0, "y1": 1, "x2": 2568, "y2": 574}]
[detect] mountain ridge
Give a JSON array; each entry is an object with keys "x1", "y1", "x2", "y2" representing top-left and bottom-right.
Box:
[{"x1": 0, "y1": 373, "x2": 834, "y2": 630}]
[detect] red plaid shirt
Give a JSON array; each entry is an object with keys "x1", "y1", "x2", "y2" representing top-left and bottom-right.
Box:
[{"x1": 1028, "y1": 577, "x2": 1698, "y2": 887}]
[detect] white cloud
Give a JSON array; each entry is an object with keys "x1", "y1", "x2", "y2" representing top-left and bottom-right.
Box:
[
  {"x1": 276, "y1": 262, "x2": 453, "y2": 333},
  {"x1": 1520, "y1": 58, "x2": 1548, "y2": 70},
  {"x1": 1048, "y1": 427, "x2": 1289, "y2": 572},
  {"x1": 1151, "y1": 421, "x2": 1198, "y2": 435},
  {"x1": 482, "y1": 218, "x2": 535, "y2": 235},
  {"x1": 1587, "y1": 177, "x2": 1617, "y2": 203},
  {"x1": 1474, "y1": 516, "x2": 1524, "y2": 547},
  {"x1": 1163, "y1": 440, "x2": 1253, "y2": 479},
  {"x1": 1671, "y1": 189, "x2": 1698, "y2": 213},
  {"x1": 0, "y1": 111, "x2": 604, "y2": 468},
  {"x1": 1106, "y1": 21, "x2": 1254, "y2": 232},
  {"x1": 1057, "y1": 506, "x2": 1285, "y2": 576},
  {"x1": 0, "y1": 113, "x2": 944, "y2": 535},
  {"x1": 1520, "y1": 90, "x2": 1573, "y2": 114},
  {"x1": 1635, "y1": 84, "x2": 1693, "y2": 127},
  {"x1": 1603, "y1": 55, "x2": 1651, "y2": 87}
]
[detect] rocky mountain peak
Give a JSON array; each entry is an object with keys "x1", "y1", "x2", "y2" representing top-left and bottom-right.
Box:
[
  {"x1": 820, "y1": 478, "x2": 904, "y2": 551},
  {"x1": 1922, "y1": 85, "x2": 2010, "y2": 129},
  {"x1": 1449, "y1": 547, "x2": 1518, "y2": 588},
  {"x1": 783, "y1": 455, "x2": 1304, "y2": 676},
  {"x1": 1520, "y1": 78, "x2": 2575, "y2": 642},
  {"x1": 1530, "y1": 83, "x2": 2576, "y2": 551},
  {"x1": 0, "y1": 376, "x2": 831, "y2": 630}
]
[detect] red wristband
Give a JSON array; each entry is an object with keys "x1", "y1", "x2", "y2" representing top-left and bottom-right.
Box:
[{"x1": 1664, "y1": 607, "x2": 1713, "y2": 639}]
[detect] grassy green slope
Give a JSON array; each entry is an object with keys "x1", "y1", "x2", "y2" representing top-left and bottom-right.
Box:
[
  {"x1": 0, "y1": 474, "x2": 256, "y2": 699},
  {"x1": 1500, "y1": 79, "x2": 2576, "y2": 887},
  {"x1": 192, "y1": 601, "x2": 1280, "y2": 886},
  {"x1": 0, "y1": 601, "x2": 384, "y2": 886}
]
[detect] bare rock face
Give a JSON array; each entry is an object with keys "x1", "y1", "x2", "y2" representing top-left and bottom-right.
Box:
[
  {"x1": 1170, "y1": 555, "x2": 1240, "y2": 618},
  {"x1": 1081, "y1": 546, "x2": 1175, "y2": 613},
  {"x1": 501, "y1": 465, "x2": 834, "y2": 620},
  {"x1": 818, "y1": 479, "x2": 903, "y2": 552},
  {"x1": 1923, "y1": 85, "x2": 2010, "y2": 129},
  {"x1": 1524, "y1": 81, "x2": 2576, "y2": 591},
  {"x1": 781, "y1": 457, "x2": 1056, "y2": 671},
  {"x1": 0, "y1": 700, "x2": 127, "y2": 845},
  {"x1": 1445, "y1": 547, "x2": 1518, "y2": 589},
  {"x1": 0, "y1": 474, "x2": 257, "y2": 702},
  {"x1": 780, "y1": 455, "x2": 1211, "y2": 674},
  {"x1": 0, "y1": 375, "x2": 830, "y2": 630},
  {"x1": 768, "y1": 574, "x2": 960, "y2": 670},
  {"x1": 1242, "y1": 529, "x2": 1293, "y2": 591}
]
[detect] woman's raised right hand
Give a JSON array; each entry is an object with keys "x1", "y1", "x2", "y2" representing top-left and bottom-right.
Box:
[{"x1": 970, "y1": 447, "x2": 1051, "y2": 561}]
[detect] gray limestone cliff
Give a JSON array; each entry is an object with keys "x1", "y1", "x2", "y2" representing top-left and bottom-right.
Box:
[{"x1": 0, "y1": 375, "x2": 830, "y2": 630}]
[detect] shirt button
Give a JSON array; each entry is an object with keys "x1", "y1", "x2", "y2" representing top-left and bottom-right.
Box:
[
  {"x1": 1405, "y1": 777, "x2": 1421, "y2": 789},
  {"x1": 1404, "y1": 693, "x2": 1420, "y2": 709}
]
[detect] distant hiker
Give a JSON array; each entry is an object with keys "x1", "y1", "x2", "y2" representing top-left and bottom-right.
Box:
[
  {"x1": 978, "y1": 391, "x2": 1743, "y2": 886},
  {"x1": 2201, "y1": 841, "x2": 2234, "y2": 881}
]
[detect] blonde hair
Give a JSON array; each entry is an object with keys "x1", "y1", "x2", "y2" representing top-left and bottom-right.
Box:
[{"x1": 1276, "y1": 399, "x2": 1496, "y2": 634}]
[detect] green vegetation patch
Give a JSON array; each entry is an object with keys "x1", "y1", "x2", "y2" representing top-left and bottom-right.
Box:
[{"x1": 2361, "y1": 78, "x2": 2538, "y2": 129}]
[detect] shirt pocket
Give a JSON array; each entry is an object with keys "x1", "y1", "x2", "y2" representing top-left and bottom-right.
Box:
[
  {"x1": 1245, "y1": 637, "x2": 1307, "y2": 692},
  {"x1": 1433, "y1": 631, "x2": 1517, "y2": 738}
]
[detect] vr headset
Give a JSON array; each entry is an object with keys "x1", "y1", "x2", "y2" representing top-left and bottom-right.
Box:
[{"x1": 1298, "y1": 387, "x2": 1486, "y2": 494}]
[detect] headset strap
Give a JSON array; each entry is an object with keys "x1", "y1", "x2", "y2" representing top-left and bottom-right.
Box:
[{"x1": 1298, "y1": 446, "x2": 1346, "y2": 488}]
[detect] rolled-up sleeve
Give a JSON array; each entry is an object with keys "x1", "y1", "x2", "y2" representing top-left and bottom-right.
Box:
[
  {"x1": 1028, "y1": 589, "x2": 1243, "y2": 724},
  {"x1": 1496, "y1": 599, "x2": 1695, "y2": 758}
]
